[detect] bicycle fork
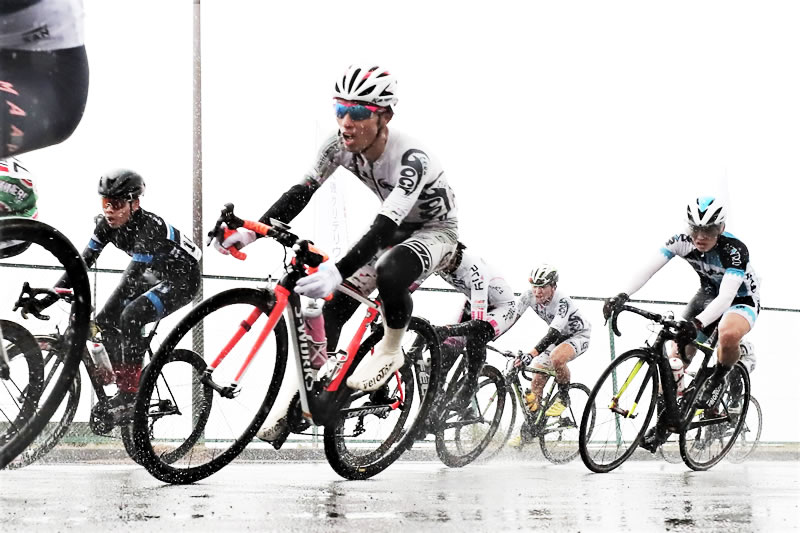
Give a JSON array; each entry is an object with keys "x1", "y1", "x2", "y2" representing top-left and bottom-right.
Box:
[
  {"x1": 0, "y1": 321, "x2": 9, "y2": 380},
  {"x1": 609, "y1": 358, "x2": 655, "y2": 419}
]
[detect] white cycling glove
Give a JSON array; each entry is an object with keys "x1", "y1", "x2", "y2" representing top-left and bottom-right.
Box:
[
  {"x1": 213, "y1": 225, "x2": 258, "y2": 255},
  {"x1": 295, "y1": 262, "x2": 343, "y2": 299}
]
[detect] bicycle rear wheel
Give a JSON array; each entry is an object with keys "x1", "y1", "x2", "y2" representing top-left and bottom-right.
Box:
[
  {"x1": 4, "y1": 335, "x2": 81, "y2": 469},
  {"x1": 540, "y1": 382, "x2": 592, "y2": 464},
  {"x1": 132, "y1": 288, "x2": 287, "y2": 484},
  {"x1": 324, "y1": 316, "x2": 442, "y2": 480},
  {"x1": 680, "y1": 362, "x2": 750, "y2": 471},
  {"x1": 579, "y1": 349, "x2": 659, "y2": 473},
  {"x1": 0, "y1": 219, "x2": 90, "y2": 469},
  {"x1": 435, "y1": 364, "x2": 507, "y2": 468},
  {"x1": 727, "y1": 396, "x2": 761, "y2": 464}
]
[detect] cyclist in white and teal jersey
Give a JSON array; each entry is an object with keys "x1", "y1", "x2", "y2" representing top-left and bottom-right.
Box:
[
  {"x1": 513, "y1": 264, "x2": 592, "y2": 418},
  {"x1": 0, "y1": 156, "x2": 38, "y2": 258},
  {"x1": 604, "y1": 195, "x2": 760, "y2": 451}
]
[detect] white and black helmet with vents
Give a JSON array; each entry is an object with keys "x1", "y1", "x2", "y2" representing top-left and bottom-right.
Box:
[
  {"x1": 686, "y1": 196, "x2": 727, "y2": 227},
  {"x1": 333, "y1": 64, "x2": 398, "y2": 108},
  {"x1": 529, "y1": 264, "x2": 559, "y2": 287}
]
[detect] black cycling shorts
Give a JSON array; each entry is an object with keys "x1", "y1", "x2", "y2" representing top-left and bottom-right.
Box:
[{"x1": 0, "y1": 46, "x2": 89, "y2": 157}]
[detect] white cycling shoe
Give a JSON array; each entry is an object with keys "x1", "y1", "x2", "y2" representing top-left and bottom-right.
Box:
[
  {"x1": 346, "y1": 325, "x2": 407, "y2": 391},
  {"x1": 257, "y1": 372, "x2": 299, "y2": 444}
]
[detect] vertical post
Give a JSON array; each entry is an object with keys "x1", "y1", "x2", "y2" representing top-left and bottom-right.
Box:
[
  {"x1": 608, "y1": 321, "x2": 622, "y2": 448},
  {"x1": 191, "y1": 0, "x2": 204, "y2": 439}
]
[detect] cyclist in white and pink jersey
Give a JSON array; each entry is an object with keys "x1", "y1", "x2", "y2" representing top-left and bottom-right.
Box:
[
  {"x1": 432, "y1": 242, "x2": 517, "y2": 408},
  {"x1": 216, "y1": 64, "x2": 459, "y2": 445}
]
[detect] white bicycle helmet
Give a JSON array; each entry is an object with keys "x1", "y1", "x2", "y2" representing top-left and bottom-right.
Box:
[
  {"x1": 529, "y1": 264, "x2": 559, "y2": 287},
  {"x1": 686, "y1": 196, "x2": 727, "y2": 227},
  {"x1": 333, "y1": 64, "x2": 398, "y2": 109}
]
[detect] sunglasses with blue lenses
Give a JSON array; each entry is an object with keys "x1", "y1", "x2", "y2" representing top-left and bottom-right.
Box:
[{"x1": 333, "y1": 100, "x2": 381, "y2": 121}]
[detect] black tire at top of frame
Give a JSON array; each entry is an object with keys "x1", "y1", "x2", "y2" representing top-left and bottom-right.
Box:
[
  {"x1": 4, "y1": 335, "x2": 82, "y2": 470},
  {"x1": 322, "y1": 316, "x2": 443, "y2": 481},
  {"x1": 539, "y1": 382, "x2": 592, "y2": 465},
  {"x1": 434, "y1": 363, "x2": 507, "y2": 468},
  {"x1": 131, "y1": 287, "x2": 288, "y2": 485},
  {"x1": 0, "y1": 218, "x2": 91, "y2": 470},
  {"x1": 578, "y1": 349, "x2": 659, "y2": 474},
  {"x1": 679, "y1": 361, "x2": 751, "y2": 471},
  {"x1": 0, "y1": 320, "x2": 45, "y2": 449}
]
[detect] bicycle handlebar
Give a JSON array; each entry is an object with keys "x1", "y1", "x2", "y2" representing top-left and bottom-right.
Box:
[
  {"x1": 14, "y1": 282, "x2": 73, "y2": 321},
  {"x1": 206, "y1": 203, "x2": 329, "y2": 268},
  {"x1": 609, "y1": 303, "x2": 684, "y2": 338}
]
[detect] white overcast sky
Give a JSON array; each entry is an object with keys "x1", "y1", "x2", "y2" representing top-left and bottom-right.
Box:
[{"x1": 11, "y1": 0, "x2": 800, "y2": 439}]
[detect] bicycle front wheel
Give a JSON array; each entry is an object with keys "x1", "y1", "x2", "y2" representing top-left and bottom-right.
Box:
[
  {"x1": 727, "y1": 396, "x2": 761, "y2": 464},
  {"x1": 0, "y1": 321, "x2": 45, "y2": 465},
  {"x1": 324, "y1": 316, "x2": 442, "y2": 480},
  {"x1": 539, "y1": 382, "x2": 592, "y2": 464},
  {"x1": 0, "y1": 219, "x2": 90, "y2": 470},
  {"x1": 4, "y1": 335, "x2": 81, "y2": 469},
  {"x1": 132, "y1": 288, "x2": 287, "y2": 484},
  {"x1": 579, "y1": 349, "x2": 659, "y2": 473},
  {"x1": 680, "y1": 362, "x2": 750, "y2": 471},
  {"x1": 435, "y1": 364, "x2": 507, "y2": 468}
]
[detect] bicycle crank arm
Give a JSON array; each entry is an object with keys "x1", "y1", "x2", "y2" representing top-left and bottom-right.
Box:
[{"x1": 199, "y1": 370, "x2": 238, "y2": 399}]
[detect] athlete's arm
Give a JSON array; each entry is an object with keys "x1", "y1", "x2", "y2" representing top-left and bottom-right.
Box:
[
  {"x1": 621, "y1": 244, "x2": 673, "y2": 296},
  {"x1": 258, "y1": 178, "x2": 320, "y2": 225},
  {"x1": 335, "y1": 214, "x2": 397, "y2": 279}
]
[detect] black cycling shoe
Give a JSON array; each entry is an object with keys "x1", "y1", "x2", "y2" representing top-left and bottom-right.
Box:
[
  {"x1": 640, "y1": 425, "x2": 668, "y2": 454},
  {"x1": 696, "y1": 376, "x2": 725, "y2": 409},
  {"x1": 106, "y1": 392, "x2": 136, "y2": 426}
]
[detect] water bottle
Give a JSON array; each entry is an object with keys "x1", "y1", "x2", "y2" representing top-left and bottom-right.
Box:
[
  {"x1": 669, "y1": 356, "x2": 685, "y2": 396},
  {"x1": 302, "y1": 300, "x2": 328, "y2": 370},
  {"x1": 88, "y1": 341, "x2": 115, "y2": 385}
]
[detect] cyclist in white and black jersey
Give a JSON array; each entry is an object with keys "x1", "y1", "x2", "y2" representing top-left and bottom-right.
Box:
[
  {"x1": 215, "y1": 64, "x2": 459, "y2": 444},
  {"x1": 0, "y1": 0, "x2": 88, "y2": 157},
  {"x1": 430, "y1": 242, "x2": 516, "y2": 408},
  {"x1": 513, "y1": 264, "x2": 592, "y2": 418},
  {"x1": 604, "y1": 196, "x2": 760, "y2": 451}
]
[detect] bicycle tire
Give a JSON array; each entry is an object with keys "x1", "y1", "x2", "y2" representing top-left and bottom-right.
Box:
[
  {"x1": 323, "y1": 316, "x2": 442, "y2": 480},
  {"x1": 434, "y1": 364, "x2": 507, "y2": 468},
  {"x1": 0, "y1": 219, "x2": 90, "y2": 469},
  {"x1": 539, "y1": 382, "x2": 592, "y2": 464},
  {"x1": 579, "y1": 349, "x2": 659, "y2": 473},
  {"x1": 0, "y1": 321, "x2": 45, "y2": 455},
  {"x1": 132, "y1": 288, "x2": 287, "y2": 484},
  {"x1": 4, "y1": 335, "x2": 81, "y2": 469},
  {"x1": 680, "y1": 361, "x2": 750, "y2": 471},
  {"x1": 727, "y1": 396, "x2": 761, "y2": 464}
]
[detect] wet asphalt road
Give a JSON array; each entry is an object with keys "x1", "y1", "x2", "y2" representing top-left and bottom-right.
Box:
[{"x1": 2, "y1": 460, "x2": 799, "y2": 532}]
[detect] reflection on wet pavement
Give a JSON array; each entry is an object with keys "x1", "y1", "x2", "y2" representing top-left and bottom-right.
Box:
[{"x1": 2, "y1": 460, "x2": 798, "y2": 531}]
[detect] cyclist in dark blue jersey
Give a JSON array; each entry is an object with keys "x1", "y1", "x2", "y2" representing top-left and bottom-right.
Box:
[
  {"x1": 604, "y1": 195, "x2": 760, "y2": 452},
  {"x1": 31, "y1": 169, "x2": 202, "y2": 425}
]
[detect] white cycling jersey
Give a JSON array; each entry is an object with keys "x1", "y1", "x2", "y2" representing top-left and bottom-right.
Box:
[
  {"x1": 0, "y1": 0, "x2": 84, "y2": 51},
  {"x1": 438, "y1": 250, "x2": 516, "y2": 338},
  {"x1": 306, "y1": 130, "x2": 458, "y2": 227},
  {"x1": 516, "y1": 287, "x2": 591, "y2": 339}
]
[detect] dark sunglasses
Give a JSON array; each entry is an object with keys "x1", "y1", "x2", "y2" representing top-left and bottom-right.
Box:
[
  {"x1": 333, "y1": 100, "x2": 381, "y2": 121},
  {"x1": 688, "y1": 224, "x2": 722, "y2": 237},
  {"x1": 101, "y1": 197, "x2": 129, "y2": 211}
]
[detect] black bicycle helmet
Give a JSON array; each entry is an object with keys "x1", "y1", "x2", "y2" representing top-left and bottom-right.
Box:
[{"x1": 97, "y1": 169, "x2": 145, "y2": 199}]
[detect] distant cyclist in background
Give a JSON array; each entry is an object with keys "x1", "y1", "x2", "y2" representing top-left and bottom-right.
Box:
[
  {"x1": 0, "y1": 0, "x2": 88, "y2": 157},
  {"x1": 603, "y1": 196, "x2": 760, "y2": 452},
  {"x1": 25, "y1": 170, "x2": 202, "y2": 426},
  {"x1": 513, "y1": 265, "x2": 591, "y2": 418},
  {"x1": 0, "y1": 156, "x2": 38, "y2": 258},
  {"x1": 433, "y1": 242, "x2": 517, "y2": 409}
]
